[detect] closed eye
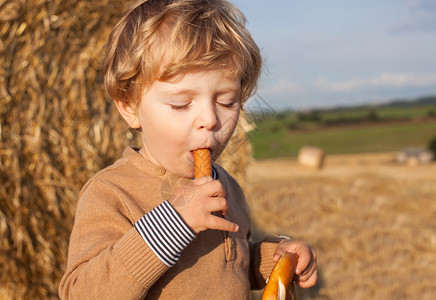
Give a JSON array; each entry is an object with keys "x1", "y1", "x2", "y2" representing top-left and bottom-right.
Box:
[
  {"x1": 217, "y1": 101, "x2": 238, "y2": 109},
  {"x1": 170, "y1": 103, "x2": 190, "y2": 111}
]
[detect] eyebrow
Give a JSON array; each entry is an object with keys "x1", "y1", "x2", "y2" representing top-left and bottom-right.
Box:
[
  {"x1": 159, "y1": 89, "x2": 195, "y2": 97},
  {"x1": 159, "y1": 86, "x2": 240, "y2": 97}
]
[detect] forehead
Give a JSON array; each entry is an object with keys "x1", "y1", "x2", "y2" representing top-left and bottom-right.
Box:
[{"x1": 150, "y1": 69, "x2": 241, "y2": 95}]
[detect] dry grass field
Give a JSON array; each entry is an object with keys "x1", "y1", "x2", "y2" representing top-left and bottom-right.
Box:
[{"x1": 247, "y1": 152, "x2": 436, "y2": 300}]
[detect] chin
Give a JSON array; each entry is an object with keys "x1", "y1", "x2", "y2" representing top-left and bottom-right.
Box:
[{"x1": 174, "y1": 166, "x2": 194, "y2": 179}]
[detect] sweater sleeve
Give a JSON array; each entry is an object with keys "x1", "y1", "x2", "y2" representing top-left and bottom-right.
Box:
[
  {"x1": 59, "y1": 180, "x2": 193, "y2": 299},
  {"x1": 249, "y1": 236, "x2": 281, "y2": 290},
  {"x1": 134, "y1": 200, "x2": 196, "y2": 267}
]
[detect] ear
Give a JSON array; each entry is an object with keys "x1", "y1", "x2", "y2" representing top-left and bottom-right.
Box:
[{"x1": 113, "y1": 99, "x2": 141, "y2": 129}]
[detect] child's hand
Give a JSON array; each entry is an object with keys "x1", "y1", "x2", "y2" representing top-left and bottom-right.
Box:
[
  {"x1": 273, "y1": 239, "x2": 317, "y2": 288},
  {"x1": 171, "y1": 176, "x2": 239, "y2": 234}
]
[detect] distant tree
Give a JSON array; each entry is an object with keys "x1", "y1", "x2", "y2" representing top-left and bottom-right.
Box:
[
  {"x1": 298, "y1": 110, "x2": 321, "y2": 122},
  {"x1": 287, "y1": 121, "x2": 299, "y2": 131},
  {"x1": 366, "y1": 109, "x2": 379, "y2": 122},
  {"x1": 275, "y1": 112, "x2": 287, "y2": 120}
]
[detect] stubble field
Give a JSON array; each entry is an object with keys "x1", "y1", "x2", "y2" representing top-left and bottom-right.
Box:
[{"x1": 246, "y1": 152, "x2": 436, "y2": 300}]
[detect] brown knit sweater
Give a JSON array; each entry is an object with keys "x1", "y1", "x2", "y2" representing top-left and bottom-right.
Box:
[{"x1": 59, "y1": 147, "x2": 279, "y2": 299}]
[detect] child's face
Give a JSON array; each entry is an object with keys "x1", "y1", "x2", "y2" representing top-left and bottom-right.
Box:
[{"x1": 134, "y1": 70, "x2": 241, "y2": 177}]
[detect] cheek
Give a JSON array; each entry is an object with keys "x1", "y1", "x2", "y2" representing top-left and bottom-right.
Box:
[
  {"x1": 225, "y1": 108, "x2": 240, "y2": 129},
  {"x1": 216, "y1": 110, "x2": 240, "y2": 143},
  {"x1": 142, "y1": 115, "x2": 190, "y2": 147}
]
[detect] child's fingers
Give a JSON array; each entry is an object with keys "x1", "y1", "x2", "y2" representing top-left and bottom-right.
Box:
[
  {"x1": 206, "y1": 214, "x2": 239, "y2": 232},
  {"x1": 296, "y1": 269, "x2": 318, "y2": 288},
  {"x1": 176, "y1": 177, "x2": 231, "y2": 233},
  {"x1": 193, "y1": 175, "x2": 214, "y2": 185},
  {"x1": 193, "y1": 178, "x2": 226, "y2": 198},
  {"x1": 206, "y1": 195, "x2": 228, "y2": 212},
  {"x1": 272, "y1": 243, "x2": 289, "y2": 262},
  {"x1": 295, "y1": 247, "x2": 316, "y2": 275},
  {"x1": 274, "y1": 240, "x2": 315, "y2": 274},
  {"x1": 295, "y1": 253, "x2": 309, "y2": 275},
  {"x1": 202, "y1": 195, "x2": 234, "y2": 230}
]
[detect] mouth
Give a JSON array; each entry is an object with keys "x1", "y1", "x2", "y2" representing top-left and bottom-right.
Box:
[
  {"x1": 190, "y1": 147, "x2": 211, "y2": 154},
  {"x1": 190, "y1": 147, "x2": 213, "y2": 159}
]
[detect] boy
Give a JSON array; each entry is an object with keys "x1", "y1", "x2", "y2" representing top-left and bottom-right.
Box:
[{"x1": 59, "y1": 0, "x2": 317, "y2": 299}]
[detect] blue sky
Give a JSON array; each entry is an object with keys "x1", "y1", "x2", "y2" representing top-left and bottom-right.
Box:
[{"x1": 232, "y1": 0, "x2": 436, "y2": 110}]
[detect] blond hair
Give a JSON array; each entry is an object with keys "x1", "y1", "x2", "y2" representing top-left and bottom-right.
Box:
[{"x1": 103, "y1": 0, "x2": 261, "y2": 107}]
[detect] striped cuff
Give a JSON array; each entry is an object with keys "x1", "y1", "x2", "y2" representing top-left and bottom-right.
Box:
[{"x1": 134, "y1": 200, "x2": 196, "y2": 267}]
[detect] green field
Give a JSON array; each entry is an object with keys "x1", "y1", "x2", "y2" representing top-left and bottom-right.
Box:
[
  {"x1": 310, "y1": 104, "x2": 436, "y2": 123},
  {"x1": 249, "y1": 111, "x2": 436, "y2": 159}
]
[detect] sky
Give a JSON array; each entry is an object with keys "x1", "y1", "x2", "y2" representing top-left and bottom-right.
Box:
[{"x1": 232, "y1": 0, "x2": 436, "y2": 111}]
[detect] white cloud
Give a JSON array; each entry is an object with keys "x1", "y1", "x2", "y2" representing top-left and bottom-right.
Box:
[
  {"x1": 315, "y1": 72, "x2": 436, "y2": 92},
  {"x1": 260, "y1": 79, "x2": 303, "y2": 96}
]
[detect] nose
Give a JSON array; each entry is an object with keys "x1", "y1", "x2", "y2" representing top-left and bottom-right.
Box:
[{"x1": 196, "y1": 102, "x2": 218, "y2": 130}]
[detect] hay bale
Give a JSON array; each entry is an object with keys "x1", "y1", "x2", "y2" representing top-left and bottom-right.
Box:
[
  {"x1": 0, "y1": 1, "x2": 133, "y2": 298},
  {"x1": 395, "y1": 148, "x2": 434, "y2": 166},
  {"x1": 0, "y1": 1, "x2": 252, "y2": 298},
  {"x1": 297, "y1": 146, "x2": 326, "y2": 169},
  {"x1": 217, "y1": 111, "x2": 254, "y2": 188}
]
